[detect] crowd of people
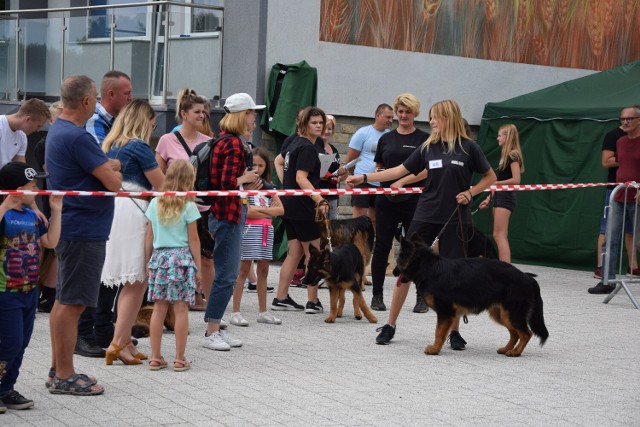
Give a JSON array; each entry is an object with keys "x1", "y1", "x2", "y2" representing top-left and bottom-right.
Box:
[{"x1": 0, "y1": 67, "x2": 635, "y2": 410}]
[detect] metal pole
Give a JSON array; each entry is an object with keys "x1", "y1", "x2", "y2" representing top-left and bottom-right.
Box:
[
  {"x1": 161, "y1": 8, "x2": 170, "y2": 106},
  {"x1": 12, "y1": 16, "x2": 20, "y2": 101},
  {"x1": 60, "y1": 16, "x2": 67, "y2": 84},
  {"x1": 109, "y1": 12, "x2": 116, "y2": 70}
]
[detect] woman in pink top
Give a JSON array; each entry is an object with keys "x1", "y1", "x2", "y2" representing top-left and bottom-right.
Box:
[{"x1": 155, "y1": 90, "x2": 214, "y2": 311}]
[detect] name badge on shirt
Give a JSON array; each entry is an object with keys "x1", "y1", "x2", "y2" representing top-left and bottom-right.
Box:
[{"x1": 429, "y1": 159, "x2": 443, "y2": 169}]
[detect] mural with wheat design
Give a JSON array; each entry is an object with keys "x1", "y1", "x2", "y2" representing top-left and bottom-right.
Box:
[{"x1": 320, "y1": 0, "x2": 639, "y2": 71}]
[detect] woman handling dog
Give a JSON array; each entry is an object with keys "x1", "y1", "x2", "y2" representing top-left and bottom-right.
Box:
[
  {"x1": 478, "y1": 124, "x2": 524, "y2": 263},
  {"x1": 272, "y1": 107, "x2": 330, "y2": 313},
  {"x1": 346, "y1": 99, "x2": 496, "y2": 349}
]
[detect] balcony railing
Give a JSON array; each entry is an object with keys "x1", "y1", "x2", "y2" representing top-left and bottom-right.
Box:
[{"x1": 0, "y1": 1, "x2": 223, "y2": 107}]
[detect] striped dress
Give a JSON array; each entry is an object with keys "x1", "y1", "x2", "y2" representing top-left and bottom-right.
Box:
[{"x1": 241, "y1": 195, "x2": 274, "y2": 261}]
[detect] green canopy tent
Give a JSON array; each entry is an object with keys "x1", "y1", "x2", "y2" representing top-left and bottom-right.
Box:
[{"x1": 476, "y1": 61, "x2": 640, "y2": 270}]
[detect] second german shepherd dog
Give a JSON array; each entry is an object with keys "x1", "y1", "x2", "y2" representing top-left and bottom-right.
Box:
[
  {"x1": 396, "y1": 233, "x2": 549, "y2": 356},
  {"x1": 306, "y1": 243, "x2": 378, "y2": 324},
  {"x1": 317, "y1": 215, "x2": 374, "y2": 288}
]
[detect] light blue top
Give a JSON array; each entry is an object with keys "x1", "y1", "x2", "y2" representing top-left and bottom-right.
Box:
[
  {"x1": 348, "y1": 124, "x2": 389, "y2": 186},
  {"x1": 145, "y1": 198, "x2": 201, "y2": 248}
]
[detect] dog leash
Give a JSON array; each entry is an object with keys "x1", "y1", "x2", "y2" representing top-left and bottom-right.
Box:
[
  {"x1": 431, "y1": 205, "x2": 461, "y2": 249},
  {"x1": 315, "y1": 203, "x2": 333, "y2": 252}
]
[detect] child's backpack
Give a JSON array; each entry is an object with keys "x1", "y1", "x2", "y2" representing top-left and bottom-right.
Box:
[{"x1": 174, "y1": 131, "x2": 230, "y2": 205}]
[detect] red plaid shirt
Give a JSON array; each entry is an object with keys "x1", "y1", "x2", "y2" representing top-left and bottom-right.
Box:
[{"x1": 209, "y1": 132, "x2": 247, "y2": 224}]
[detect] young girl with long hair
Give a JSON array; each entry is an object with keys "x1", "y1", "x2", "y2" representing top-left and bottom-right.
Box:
[
  {"x1": 347, "y1": 99, "x2": 496, "y2": 350},
  {"x1": 479, "y1": 124, "x2": 524, "y2": 263},
  {"x1": 230, "y1": 148, "x2": 285, "y2": 326},
  {"x1": 145, "y1": 160, "x2": 201, "y2": 372}
]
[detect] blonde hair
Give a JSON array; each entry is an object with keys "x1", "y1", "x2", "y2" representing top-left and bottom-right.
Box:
[
  {"x1": 49, "y1": 101, "x2": 63, "y2": 121},
  {"x1": 102, "y1": 99, "x2": 156, "y2": 153},
  {"x1": 325, "y1": 114, "x2": 336, "y2": 132},
  {"x1": 422, "y1": 99, "x2": 470, "y2": 154},
  {"x1": 220, "y1": 110, "x2": 249, "y2": 135},
  {"x1": 498, "y1": 124, "x2": 525, "y2": 173},
  {"x1": 157, "y1": 159, "x2": 195, "y2": 223},
  {"x1": 393, "y1": 93, "x2": 420, "y2": 116}
]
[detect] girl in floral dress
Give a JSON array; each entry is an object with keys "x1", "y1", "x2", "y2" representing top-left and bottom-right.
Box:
[{"x1": 145, "y1": 160, "x2": 201, "y2": 372}]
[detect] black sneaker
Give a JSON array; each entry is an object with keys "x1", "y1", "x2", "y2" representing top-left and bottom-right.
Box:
[
  {"x1": 371, "y1": 294, "x2": 386, "y2": 311},
  {"x1": 413, "y1": 297, "x2": 429, "y2": 313},
  {"x1": 588, "y1": 282, "x2": 615, "y2": 294},
  {"x1": 448, "y1": 330, "x2": 467, "y2": 350},
  {"x1": 376, "y1": 324, "x2": 396, "y2": 345},
  {"x1": 305, "y1": 299, "x2": 323, "y2": 314},
  {"x1": 271, "y1": 295, "x2": 304, "y2": 311},
  {"x1": 1, "y1": 390, "x2": 34, "y2": 410},
  {"x1": 247, "y1": 283, "x2": 274, "y2": 293}
]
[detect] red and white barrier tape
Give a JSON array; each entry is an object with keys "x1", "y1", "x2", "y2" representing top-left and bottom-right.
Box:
[{"x1": 0, "y1": 182, "x2": 636, "y2": 197}]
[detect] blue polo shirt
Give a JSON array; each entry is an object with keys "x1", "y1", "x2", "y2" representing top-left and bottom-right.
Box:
[{"x1": 45, "y1": 118, "x2": 114, "y2": 241}]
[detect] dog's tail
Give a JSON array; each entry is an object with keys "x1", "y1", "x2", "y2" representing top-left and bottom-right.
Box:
[{"x1": 529, "y1": 281, "x2": 549, "y2": 346}]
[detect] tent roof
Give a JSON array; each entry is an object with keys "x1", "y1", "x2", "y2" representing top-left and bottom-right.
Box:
[{"x1": 482, "y1": 61, "x2": 640, "y2": 121}]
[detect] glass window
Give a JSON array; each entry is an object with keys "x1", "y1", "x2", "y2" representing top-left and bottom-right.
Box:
[
  {"x1": 190, "y1": 0, "x2": 223, "y2": 34},
  {"x1": 88, "y1": 0, "x2": 148, "y2": 39}
]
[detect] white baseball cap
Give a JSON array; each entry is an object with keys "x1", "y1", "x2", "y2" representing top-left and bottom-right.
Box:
[{"x1": 223, "y1": 93, "x2": 265, "y2": 113}]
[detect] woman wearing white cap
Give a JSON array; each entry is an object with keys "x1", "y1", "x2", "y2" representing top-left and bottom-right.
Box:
[{"x1": 202, "y1": 93, "x2": 264, "y2": 351}]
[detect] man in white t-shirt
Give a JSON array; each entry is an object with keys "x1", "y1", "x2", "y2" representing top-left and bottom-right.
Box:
[
  {"x1": 0, "y1": 98, "x2": 50, "y2": 167},
  {"x1": 344, "y1": 103, "x2": 393, "y2": 227}
]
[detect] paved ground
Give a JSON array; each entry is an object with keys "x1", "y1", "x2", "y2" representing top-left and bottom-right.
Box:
[{"x1": 3, "y1": 263, "x2": 640, "y2": 426}]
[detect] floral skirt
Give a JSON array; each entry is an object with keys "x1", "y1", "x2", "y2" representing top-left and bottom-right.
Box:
[{"x1": 147, "y1": 247, "x2": 197, "y2": 304}]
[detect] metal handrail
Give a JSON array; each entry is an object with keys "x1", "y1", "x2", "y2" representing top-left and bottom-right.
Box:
[
  {"x1": 602, "y1": 182, "x2": 640, "y2": 309},
  {"x1": 0, "y1": 1, "x2": 223, "y2": 15},
  {"x1": 0, "y1": 1, "x2": 223, "y2": 104}
]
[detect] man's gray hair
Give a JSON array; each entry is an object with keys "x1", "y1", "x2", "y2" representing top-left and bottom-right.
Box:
[{"x1": 61, "y1": 75, "x2": 95, "y2": 109}]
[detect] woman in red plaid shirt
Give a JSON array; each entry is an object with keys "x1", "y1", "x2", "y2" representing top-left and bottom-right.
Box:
[{"x1": 202, "y1": 94, "x2": 265, "y2": 352}]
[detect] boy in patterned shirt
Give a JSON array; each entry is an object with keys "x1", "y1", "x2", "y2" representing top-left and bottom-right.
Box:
[{"x1": 0, "y1": 162, "x2": 61, "y2": 413}]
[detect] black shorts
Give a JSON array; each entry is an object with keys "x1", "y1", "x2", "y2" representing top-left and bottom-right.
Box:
[
  {"x1": 494, "y1": 192, "x2": 517, "y2": 212},
  {"x1": 351, "y1": 183, "x2": 378, "y2": 208},
  {"x1": 56, "y1": 240, "x2": 106, "y2": 307},
  {"x1": 283, "y1": 218, "x2": 321, "y2": 242}
]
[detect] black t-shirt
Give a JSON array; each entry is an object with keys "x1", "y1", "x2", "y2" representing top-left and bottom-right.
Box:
[
  {"x1": 403, "y1": 138, "x2": 491, "y2": 224},
  {"x1": 374, "y1": 128, "x2": 429, "y2": 188},
  {"x1": 497, "y1": 151, "x2": 521, "y2": 181},
  {"x1": 281, "y1": 136, "x2": 321, "y2": 220},
  {"x1": 602, "y1": 127, "x2": 626, "y2": 183}
]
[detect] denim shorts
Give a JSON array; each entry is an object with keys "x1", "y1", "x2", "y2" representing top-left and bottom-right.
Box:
[{"x1": 56, "y1": 240, "x2": 106, "y2": 307}]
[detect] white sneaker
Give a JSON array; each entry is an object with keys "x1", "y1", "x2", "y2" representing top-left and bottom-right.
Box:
[
  {"x1": 220, "y1": 318, "x2": 228, "y2": 329},
  {"x1": 257, "y1": 312, "x2": 282, "y2": 325},
  {"x1": 203, "y1": 331, "x2": 231, "y2": 351},
  {"x1": 219, "y1": 329, "x2": 243, "y2": 347},
  {"x1": 229, "y1": 313, "x2": 249, "y2": 327}
]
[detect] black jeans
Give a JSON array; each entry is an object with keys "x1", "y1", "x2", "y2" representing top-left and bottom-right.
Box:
[
  {"x1": 371, "y1": 196, "x2": 418, "y2": 297},
  {"x1": 77, "y1": 284, "x2": 119, "y2": 344}
]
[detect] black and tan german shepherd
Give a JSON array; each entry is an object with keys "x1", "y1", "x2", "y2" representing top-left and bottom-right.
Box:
[
  {"x1": 397, "y1": 234, "x2": 549, "y2": 357},
  {"x1": 306, "y1": 243, "x2": 378, "y2": 324},
  {"x1": 317, "y1": 215, "x2": 375, "y2": 288}
]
